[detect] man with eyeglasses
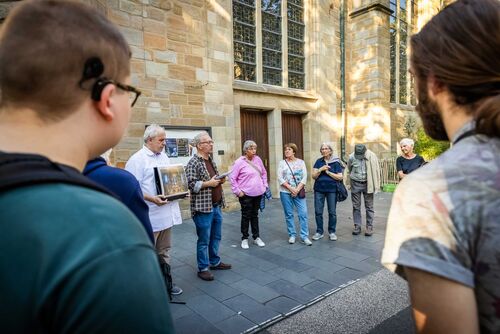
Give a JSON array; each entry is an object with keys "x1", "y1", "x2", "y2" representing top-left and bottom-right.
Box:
[
  {"x1": 126, "y1": 124, "x2": 184, "y2": 295},
  {"x1": 0, "y1": 1, "x2": 174, "y2": 333},
  {"x1": 186, "y1": 132, "x2": 232, "y2": 281}
]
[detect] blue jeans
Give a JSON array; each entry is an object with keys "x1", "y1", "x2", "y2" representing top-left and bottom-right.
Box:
[
  {"x1": 280, "y1": 192, "x2": 309, "y2": 240},
  {"x1": 193, "y1": 205, "x2": 222, "y2": 272},
  {"x1": 314, "y1": 191, "x2": 337, "y2": 234}
]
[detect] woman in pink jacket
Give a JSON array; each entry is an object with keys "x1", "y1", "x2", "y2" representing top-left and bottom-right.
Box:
[{"x1": 230, "y1": 140, "x2": 268, "y2": 249}]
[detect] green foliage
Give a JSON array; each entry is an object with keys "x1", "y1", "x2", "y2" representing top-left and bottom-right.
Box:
[
  {"x1": 403, "y1": 114, "x2": 418, "y2": 139},
  {"x1": 413, "y1": 128, "x2": 450, "y2": 161}
]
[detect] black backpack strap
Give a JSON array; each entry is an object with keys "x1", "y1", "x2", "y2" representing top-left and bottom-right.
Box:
[{"x1": 0, "y1": 152, "x2": 114, "y2": 197}]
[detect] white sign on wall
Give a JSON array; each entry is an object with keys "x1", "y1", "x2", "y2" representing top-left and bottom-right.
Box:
[{"x1": 160, "y1": 126, "x2": 211, "y2": 166}]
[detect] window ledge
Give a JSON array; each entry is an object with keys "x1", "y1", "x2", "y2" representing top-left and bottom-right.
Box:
[
  {"x1": 350, "y1": 2, "x2": 392, "y2": 19},
  {"x1": 233, "y1": 81, "x2": 318, "y2": 100},
  {"x1": 390, "y1": 103, "x2": 416, "y2": 111}
]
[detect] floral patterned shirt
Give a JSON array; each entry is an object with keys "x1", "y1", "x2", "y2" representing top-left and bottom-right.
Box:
[
  {"x1": 277, "y1": 158, "x2": 307, "y2": 193},
  {"x1": 382, "y1": 122, "x2": 500, "y2": 333}
]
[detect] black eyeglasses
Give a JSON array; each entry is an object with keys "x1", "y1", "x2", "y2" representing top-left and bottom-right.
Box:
[
  {"x1": 113, "y1": 81, "x2": 142, "y2": 107},
  {"x1": 79, "y1": 57, "x2": 141, "y2": 107}
]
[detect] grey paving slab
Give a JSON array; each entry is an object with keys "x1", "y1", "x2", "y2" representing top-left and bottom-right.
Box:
[
  {"x1": 242, "y1": 308, "x2": 282, "y2": 325},
  {"x1": 170, "y1": 193, "x2": 395, "y2": 333},
  {"x1": 175, "y1": 313, "x2": 224, "y2": 334},
  {"x1": 169, "y1": 302, "x2": 194, "y2": 320},
  {"x1": 229, "y1": 265, "x2": 280, "y2": 286},
  {"x1": 231, "y1": 279, "x2": 281, "y2": 304},
  {"x1": 193, "y1": 279, "x2": 241, "y2": 302},
  {"x1": 211, "y1": 268, "x2": 246, "y2": 285},
  {"x1": 332, "y1": 256, "x2": 381, "y2": 273},
  {"x1": 266, "y1": 279, "x2": 317, "y2": 304},
  {"x1": 333, "y1": 268, "x2": 366, "y2": 283},
  {"x1": 271, "y1": 267, "x2": 316, "y2": 287},
  {"x1": 302, "y1": 280, "x2": 336, "y2": 295},
  {"x1": 169, "y1": 283, "x2": 204, "y2": 302},
  {"x1": 223, "y1": 294, "x2": 281, "y2": 324},
  {"x1": 185, "y1": 294, "x2": 236, "y2": 324},
  {"x1": 252, "y1": 250, "x2": 314, "y2": 272},
  {"x1": 215, "y1": 315, "x2": 256, "y2": 334},
  {"x1": 265, "y1": 296, "x2": 301, "y2": 314},
  {"x1": 300, "y1": 267, "x2": 343, "y2": 284},
  {"x1": 298, "y1": 257, "x2": 345, "y2": 272},
  {"x1": 265, "y1": 246, "x2": 311, "y2": 260},
  {"x1": 222, "y1": 251, "x2": 279, "y2": 272},
  {"x1": 326, "y1": 247, "x2": 372, "y2": 261}
]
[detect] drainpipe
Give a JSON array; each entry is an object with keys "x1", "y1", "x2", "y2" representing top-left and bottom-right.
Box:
[{"x1": 339, "y1": 0, "x2": 347, "y2": 163}]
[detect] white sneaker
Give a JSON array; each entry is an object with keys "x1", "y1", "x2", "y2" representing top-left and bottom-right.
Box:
[
  {"x1": 288, "y1": 236, "x2": 296, "y2": 244},
  {"x1": 241, "y1": 239, "x2": 249, "y2": 249},
  {"x1": 312, "y1": 233, "x2": 323, "y2": 241},
  {"x1": 171, "y1": 285, "x2": 183, "y2": 295},
  {"x1": 253, "y1": 237, "x2": 265, "y2": 247},
  {"x1": 302, "y1": 238, "x2": 312, "y2": 246},
  {"x1": 329, "y1": 233, "x2": 338, "y2": 241}
]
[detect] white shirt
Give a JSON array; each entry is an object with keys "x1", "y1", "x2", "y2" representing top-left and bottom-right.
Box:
[{"x1": 125, "y1": 146, "x2": 182, "y2": 232}]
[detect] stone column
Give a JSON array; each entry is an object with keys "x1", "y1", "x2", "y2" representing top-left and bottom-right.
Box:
[
  {"x1": 268, "y1": 108, "x2": 283, "y2": 198},
  {"x1": 346, "y1": 0, "x2": 392, "y2": 155}
]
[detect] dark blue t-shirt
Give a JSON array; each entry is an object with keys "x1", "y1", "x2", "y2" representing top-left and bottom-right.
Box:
[
  {"x1": 84, "y1": 157, "x2": 154, "y2": 243},
  {"x1": 396, "y1": 155, "x2": 425, "y2": 175},
  {"x1": 313, "y1": 158, "x2": 343, "y2": 193}
]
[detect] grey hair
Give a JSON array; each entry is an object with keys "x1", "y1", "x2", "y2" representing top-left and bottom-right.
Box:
[
  {"x1": 400, "y1": 138, "x2": 414, "y2": 147},
  {"x1": 143, "y1": 124, "x2": 166, "y2": 143},
  {"x1": 242, "y1": 140, "x2": 257, "y2": 154},
  {"x1": 320, "y1": 142, "x2": 333, "y2": 153},
  {"x1": 192, "y1": 131, "x2": 210, "y2": 147}
]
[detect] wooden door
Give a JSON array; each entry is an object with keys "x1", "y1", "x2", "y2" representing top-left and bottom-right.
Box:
[
  {"x1": 281, "y1": 112, "x2": 304, "y2": 159},
  {"x1": 240, "y1": 109, "x2": 270, "y2": 180}
]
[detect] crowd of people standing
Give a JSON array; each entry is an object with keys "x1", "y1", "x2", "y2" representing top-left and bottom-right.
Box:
[{"x1": 2, "y1": 0, "x2": 498, "y2": 333}]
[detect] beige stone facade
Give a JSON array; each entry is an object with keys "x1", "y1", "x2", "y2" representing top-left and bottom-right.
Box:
[{"x1": 0, "y1": 0, "x2": 451, "y2": 216}]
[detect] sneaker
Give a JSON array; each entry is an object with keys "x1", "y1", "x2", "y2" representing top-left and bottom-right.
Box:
[
  {"x1": 197, "y1": 271, "x2": 214, "y2": 281},
  {"x1": 241, "y1": 239, "x2": 249, "y2": 249},
  {"x1": 329, "y1": 233, "x2": 338, "y2": 241},
  {"x1": 253, "y1": 237, "x2": 265, "y2": 247},
  {"x1": 312, "y1": 233, "x2": 324, "y2": 241},
  {"x1": 301, "y1": 238, "x2": 312, "y2": 246},
  {"x1": 288, "y1": 236, "x2": 296, "y2": 244},
  {"x1": 352, "y1": 225, "x2": 361, "y2": 235},
  {"x1": 210, "y1": 262, "x2": 232, "y2": 270},
  {"x1": 365, "y1": 226, "x2": 374, "y2": 236},
  {"x1": 171, "y1": 285, "x2": 183, "y2": 295}
]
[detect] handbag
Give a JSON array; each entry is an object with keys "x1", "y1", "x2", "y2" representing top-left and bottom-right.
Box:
[
  {"x1": 285, "y1": 160, "x2": 306, "y2": 199},
  {"x1": 336, "y1": 181, "x2": 348, "y2": 202}
]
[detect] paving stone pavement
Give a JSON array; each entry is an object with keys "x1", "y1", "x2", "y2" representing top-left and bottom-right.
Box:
[{"x1": 169, "y1": 192, "x2": 405, "y2": 334}]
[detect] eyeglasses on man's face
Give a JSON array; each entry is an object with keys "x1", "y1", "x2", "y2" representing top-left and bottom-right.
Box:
[
  {"x1": 113, "y1": 81, "x2": 142, "y2": 107},
  {"x1": 79, "y1": 58, "x2": 142, "y2": 108},
  {"x1": 199, "y1": 140, "x2": 214, "y2": 145}
]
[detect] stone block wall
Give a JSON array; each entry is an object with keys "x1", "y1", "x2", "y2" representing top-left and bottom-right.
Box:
[
  {"x1": 345, "y1": 1, "x2": 392, "y2": 155},
  {"x1": 102, "y1": 0, "x2": 236, "y2": 218},
  {"x1": 0, "y1": 0, "x2": 455, "y2": 215}
]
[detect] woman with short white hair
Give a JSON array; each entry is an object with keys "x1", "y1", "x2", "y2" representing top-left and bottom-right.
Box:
[
  {"x1": 396, "y1": 138, "x2": 425, "y2": 179},
  {"x1": 230, "y1": 140, "x2": 268, "y2": 249}
]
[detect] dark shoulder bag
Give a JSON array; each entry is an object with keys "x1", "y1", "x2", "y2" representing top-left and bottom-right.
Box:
[
  {"x1": 335, "y1": 162, "x2": 348, "y2": 202},
  {"x1": 336, "y1": 181, "x2": 348, "y2": 202}
]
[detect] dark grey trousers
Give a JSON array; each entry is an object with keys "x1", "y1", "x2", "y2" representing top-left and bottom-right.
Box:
[{"x1": 350, "y1": 179, "x2": 374, "y2": 227}]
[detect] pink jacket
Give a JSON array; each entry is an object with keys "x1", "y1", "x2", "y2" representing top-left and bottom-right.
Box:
[{"x1": 230, "y1": 155, "x2": 268, "y2": 197}]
